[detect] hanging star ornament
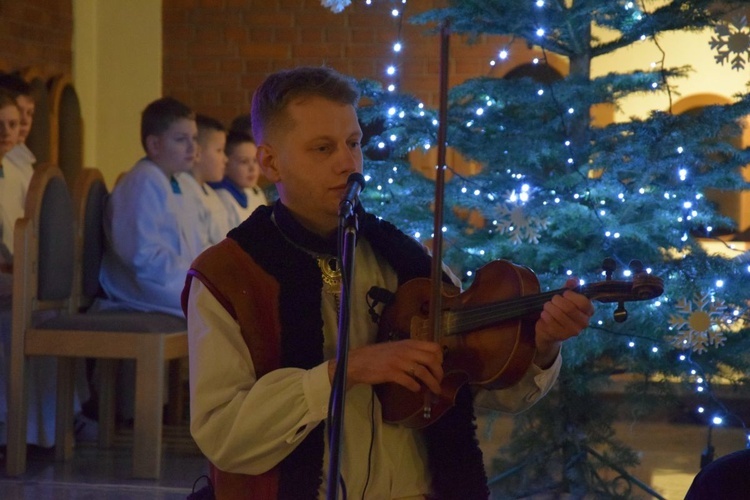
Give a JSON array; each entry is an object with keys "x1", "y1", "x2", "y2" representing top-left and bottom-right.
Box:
[
  {"x1": 710, "y1": 15, "x2": 750, "y2": 71},
  {"x1": 668, "y1": 293, "x2": 732, "y2": 353}
]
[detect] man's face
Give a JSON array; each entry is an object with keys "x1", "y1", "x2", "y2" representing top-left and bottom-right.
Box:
[
  {"x1": 0, "y1": 104, "x2": 20, "y2": 155},
  {"x1": 148, "y1": 118, "x2": 198, "y2": 175},
  {"x1": 260, "y1": 96, "x2": 363, "y2": 237},
  {"x1": 16, "y1": 95, "x2": 34, "y2": 143},
  {"x1": 225, "y1": 142, "x2": 259, "y2": 189}
]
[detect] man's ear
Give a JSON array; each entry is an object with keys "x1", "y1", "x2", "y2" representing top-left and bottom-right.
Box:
[{"x1": 257, "y1": 143, "x2": 280, "y2": 182}]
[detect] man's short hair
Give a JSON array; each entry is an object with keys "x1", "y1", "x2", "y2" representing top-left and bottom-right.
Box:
[
  {"x1": 0, "y1": 72, "x2": 32, "y2": 99},
  {"x1": 140, "y1": 97, "x2": 195, "y2": 150},
  {"x1": 250, "y1": 66, "x2": 360, "y2": 144},
  {"x1": 196, "y1": 114, "x2": 226, "y2": 143},
  {"x1": 225, "y1": 130, "x2": 255, "y2": 156}
]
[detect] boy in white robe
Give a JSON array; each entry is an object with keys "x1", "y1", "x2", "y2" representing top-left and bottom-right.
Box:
[
  {"x1": 209, "y1": 131, "x2": 268, "y2": 226},
  {"x1": 97, "y1": 97, "x2": 201, "y2": 317},
  {"x1": 0, "y1": 89, "x2": 23, "y2": 303},
  {"x1": 0, "y1": 72, "x2": 36, "y2": 184},
  {"x1": 0, "y1": 89, "x2": 60, "y2": 448},
  {"x1": 180, "y1": 114, "x2": 230, "y2": 247}
]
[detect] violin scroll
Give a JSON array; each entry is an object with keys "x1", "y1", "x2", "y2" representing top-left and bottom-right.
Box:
[{"x1": 584, "y1": 258, "x2": 664, "y2": 321}]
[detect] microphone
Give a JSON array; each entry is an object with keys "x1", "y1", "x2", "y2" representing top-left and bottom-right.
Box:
[{"x1": 338, "y1": 172, "x2": 366, "y2": 217}]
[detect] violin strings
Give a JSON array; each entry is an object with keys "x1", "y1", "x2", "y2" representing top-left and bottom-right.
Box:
[
  {"x1": 446, "y1": 288, "x2": 565, "y2": 335},
  {"x1": 446, "y1": 281, "x2": 638, "y2": 335},
  {"x1": 446, "y1": 281, "x2": 636, "y2": 335}
]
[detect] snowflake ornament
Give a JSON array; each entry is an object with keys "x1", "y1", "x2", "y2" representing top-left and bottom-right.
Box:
[
  {"x1": 321, "y1": 0, "x2": 352, "y2": 13},
  {"x1": 668, "y1": 293, "x2": 731, "y2": 353},
  {"x1": 493, "y1": 203, "x2": 547, "y2": 244},
  {"x1": 710, "y1": 16, "x2": 750, "y2": 71}
]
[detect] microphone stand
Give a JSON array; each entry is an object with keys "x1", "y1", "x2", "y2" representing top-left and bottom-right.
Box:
[{"x1": 326, "y1": 200, "x2": 359, "y2": 500}]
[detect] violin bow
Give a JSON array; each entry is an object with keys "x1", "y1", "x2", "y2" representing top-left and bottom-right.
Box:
[{"x1": 425, "y1": 21, "x2": 451, "y2": 418}]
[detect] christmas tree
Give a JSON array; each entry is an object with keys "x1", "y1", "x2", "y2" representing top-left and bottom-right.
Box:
[{"x1": 329, "y1": 0, "x2": 750, "y2": 497}]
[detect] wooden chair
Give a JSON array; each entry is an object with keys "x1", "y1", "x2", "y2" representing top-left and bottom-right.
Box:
[
  {"x1": 7, "y1": 164, "x2": 189, "y2": 479},
  {"x1": 72, "y1": 167, "x2": 187, "y2": 434}
]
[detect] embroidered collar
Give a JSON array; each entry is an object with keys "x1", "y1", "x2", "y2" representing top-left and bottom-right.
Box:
[
  {"x1": 169, "y1": 175, "x2": 181, "y2": 194},
  {"x1": 208, "y1": 177, "x2": 247, "y2": 208}
]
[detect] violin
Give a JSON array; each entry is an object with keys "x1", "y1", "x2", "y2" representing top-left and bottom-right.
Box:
[{"x1": 374, "y1": 257, "x2": 664, "y2": 429}]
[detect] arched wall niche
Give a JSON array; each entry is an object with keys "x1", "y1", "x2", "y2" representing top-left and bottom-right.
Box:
[
  {"x1": 496, "y1": 49, "x2": 569, "y2": 82},
  {"x1": 410, "y1": 61, "x2": 568, "y2": 180}
]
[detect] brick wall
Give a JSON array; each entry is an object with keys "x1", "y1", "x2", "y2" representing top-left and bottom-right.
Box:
[
  {"x1": 162, "y1": 0, "x2": 518, "y2": 127},
  {"x1": 0, "y1": 0, "x2": 73, "y2": 78}
]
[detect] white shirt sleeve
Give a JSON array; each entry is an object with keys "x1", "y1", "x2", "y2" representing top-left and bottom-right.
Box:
[
  {"x1": 473, "y1": 352, "x2": 561, "y2": 413},
  {"x1": 187, "y1": 278, "x2": 333, "y2": 475}
]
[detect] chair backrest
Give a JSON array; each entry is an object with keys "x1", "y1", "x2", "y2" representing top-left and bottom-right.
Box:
[
  {"x1": 71, "y1": 167, "x2": 109, "y2": 310},
  {"x1": 13, "y1": 164, "x2": 75, "y2": 322}
]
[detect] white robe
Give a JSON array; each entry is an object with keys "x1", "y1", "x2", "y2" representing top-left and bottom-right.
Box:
[
  {"x1": 180, "y1": 174, "x2": 233, "y2": 246},
  {"x1": 215, "y1": 186, "x2": 268, "y2": 227},
  {"x1": 186, "y1": 238, "x2": 561, "y2": 499},
  {"x1": 97, "y1": 158, "x2": 204, "y2": 317},
  {"x1": 0, "y1": 157, "x2": 30, "y2": 266},
  {"x1": 4, "y1": 143, "x2": 35, "y2": 185}
]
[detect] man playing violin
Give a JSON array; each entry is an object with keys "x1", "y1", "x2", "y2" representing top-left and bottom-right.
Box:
[{"x1": 182, "y1": 66, "x2": 595, "y2": 500}]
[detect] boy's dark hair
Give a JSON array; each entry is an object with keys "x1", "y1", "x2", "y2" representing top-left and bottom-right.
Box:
[
  {"x1": 140, "y1": 97, "x2": 195, "y2": 151},
  {"x1": 225, "y1": 130, "x2": 255, "y2": 157},
  {"x1": 250, "y1": 66, "x2": 360, "y2": 144},
  {"x1": 229, "y1": 113, "x2": 252, "y2": 136},
  {"x1": 196, "y1": 114, "x2": 226, "y2": 143},
  {"x1": 0, "y1": 72, "x2": 32, "y2": 99},
  {"x1": 0, "y1": 88, "x2": 20, "y2": 110}
]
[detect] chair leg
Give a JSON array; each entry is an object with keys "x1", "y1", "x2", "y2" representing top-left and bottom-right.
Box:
[
  {"x1": 164, "y1": 358, "x2": 184, "y2": 425},
  {"x1": 55, "y1": 357, "x2": 76, "y2": 461},
  {"x1": 97, "y1": 359, "x2": 117, "y2": 448},
  {"x1": 7, "y1": 352, "x2": 29, "y2": 476},
  {"x1": 132, "y1": 336, "x2": 164, "y2": 479}
]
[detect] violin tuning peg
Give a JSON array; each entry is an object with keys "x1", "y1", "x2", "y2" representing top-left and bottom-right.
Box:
[
  {"x1": 602, "y1": 258, "x2": 616, "y2": 280},
  {"x1": 629, "y1": 260, "x2": 644, "y2": 274},
  {"x1": 614, "y1": 302, "x2": 628, "y2": 323}
]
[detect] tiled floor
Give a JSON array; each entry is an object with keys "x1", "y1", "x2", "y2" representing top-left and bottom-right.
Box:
[
  {"x1": 477, "y1": 411, "x2": 748, "y2": 499},
  {"x1": 0, "y1": 426, "x2": 208, "y2": 500},
  {"x1": 0, "y1": 416, "x2": 743, "y2": 499}
]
